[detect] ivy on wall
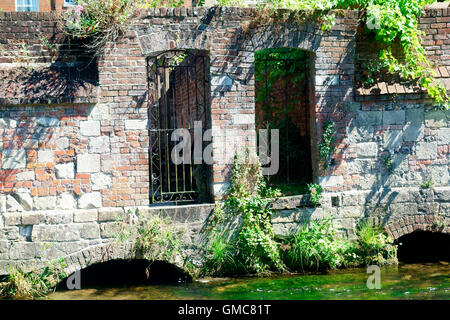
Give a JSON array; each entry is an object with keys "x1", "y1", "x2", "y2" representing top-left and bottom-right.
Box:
[
  {"x1": 251, "y1": 0, "x2": 449, "y2": 109},
  {"x1": 63, "y1": 1, "x2": 449, "y2": 108}
]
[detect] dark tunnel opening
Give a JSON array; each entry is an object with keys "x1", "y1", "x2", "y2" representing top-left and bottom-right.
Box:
[
  {"x1": 396, "y1": 231, "x2": 450, "y2": 264},
  {"x1": 56, "y1": 260, "x2": 192, "y2": 290}
]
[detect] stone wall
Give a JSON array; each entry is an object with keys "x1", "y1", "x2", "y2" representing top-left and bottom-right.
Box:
[
  {"x1": 0, "y1": 203, "x2": 214, "y2": 275},
  {"x1": 0, "y1": 7, "x2": 449, "y2": 274}
]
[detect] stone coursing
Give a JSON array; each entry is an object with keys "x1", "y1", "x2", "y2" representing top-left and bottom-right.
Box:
[
  {"x1": 0, "y1": 8, "x2": 449, "y2": 274},
  {"x1": 1, "y1": 187, "x2": 448, "y2": 275}
]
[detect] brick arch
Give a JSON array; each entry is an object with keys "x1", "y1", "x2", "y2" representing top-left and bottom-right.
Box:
[
  {"x1": 249, "y1": 26, "x2": 323, "y2": 54},
  {"x1": 61, "y1": 242, "x2": 185, "y2": 276},
  {"x1": 384, "y1": 214, "x2": 450, "y2": 240}
]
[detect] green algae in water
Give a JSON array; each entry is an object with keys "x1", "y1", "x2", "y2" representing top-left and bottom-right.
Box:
[{"x1": 50, "y1": 263, "x2": 450, "y2": 300}]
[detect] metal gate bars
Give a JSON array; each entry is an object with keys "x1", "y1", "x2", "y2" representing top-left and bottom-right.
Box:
[{"x1": 147, "y1": 50, "x2": 211, "y2": 204}]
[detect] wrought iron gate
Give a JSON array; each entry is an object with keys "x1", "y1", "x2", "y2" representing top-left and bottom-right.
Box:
[{"x1": 147, "y1": 50, "x2": 211, "y2": 204}]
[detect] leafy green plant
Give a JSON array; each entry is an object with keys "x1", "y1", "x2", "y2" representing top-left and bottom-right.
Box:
[
  {"x1": 280, "y1": 217, "x2": 356, "y2": 272},
  {"x1": 250, "y1": 0, "x2": 449, "y2": 109},
  {"x1": 431, "y1": 213, "x2": 447, "y2": 230},
  {"x1": 307, "y1": 183, "x2": 322, "y2": 206},
  {"x1": 421, "y1": 178, "x2": 434, "y2": 189},
  {"x1": 134, "y1": 214, "x2": 180, "y2": 263},
  {"x1": 383, "y1": 154, "x2": 394, "y2": 173},
  {"x1": 0, "y1": 258, "x2": 67, "y2": 299},
  {"x1": 63, "y1": 0, "x2": 185, "y2": 54},
  {"x1": 280, "y1": 218, "x2": 397, "y2": 271},
  {"x1": 204, "y1": 150, "x2": 285, "y2": 276},
  {"x1": 352, "y1": 220, "x2": 397, "y2": 265},
  {"x1": 116, "y1": 209, "x2": 180, "y2": 263},
  {"x1": 318, "y1": 119, "x2": 336, "y2": 170}
]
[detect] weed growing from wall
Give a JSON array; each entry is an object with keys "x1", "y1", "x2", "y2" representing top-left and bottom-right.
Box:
[
  {"x1": 318, "y1": 119, "x2": 336, "y2": 171},
  {"x1": 204, "y1": 150, "x2": 285, "y2": 276},
  {"x1": 0, "y1": 244, "x2": 67, "y2": 299},
  {"x1": 307, "y1": 182, "x2": 323, "y2": 206},
  {"x1": 245, "y1": 1, "x2": 449, "y2": 109}
]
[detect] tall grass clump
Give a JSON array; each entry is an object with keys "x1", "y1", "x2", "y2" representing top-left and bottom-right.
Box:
[
  {"x1": 0, "y1": 258, "x2": 67, "y2": 299},
  {"x1": 279, "y1": 218, "x2": 397, "y2": 272},
  {"x1": 351, "y1": 220, "x2": 398, "y2": 265},
  {"x1": 204, "y1": 150, "x2": 285, "y2": 276}
]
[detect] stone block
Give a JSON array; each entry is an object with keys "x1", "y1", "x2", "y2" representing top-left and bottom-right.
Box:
[
  {"x1": 347, "y1": 159, "x2": 373, "y2": 174},
  {"x1": 124, "y1": 119, "x2": 148, "y2": 130},
  {"x1": 9, "y1": 242, "x2": 41, "y2": 260},
  {"x1": 403, "y1": 125, "x2": 424, "y2": 142},
  {"x1": 429, "y1": 165, "x2": 449, "y2": 186},
  {"x1": 319, "y1": 175, "x2": 344, "y2": 187},
  {"x1": 44, "y1": 211, "x2": 73, "y2": 224},
  {"x1": 77, "y1": 154, "x2": 100, "y2": 173},
  {"x1": 34, "y1": 197, "x2": 56, "y2": 211},
  {"x1": 74, "y1": 209, "x2": 98, "y2": 222},
  {"x1": 384, "y1": 130, "x2": 403, "y2": 150},
  {"x1": 98, "y1": 207, "x2": 124, "y2": 222},
  {"x1": 357, "y1": 142, "x2": 378, "y2": 157},
  {"x1": 89, "y1": 136, "x2": 110, "y2": 154},
  {"x1": 425, "y1": 110, "x2": 446, "y2": 128},
  {"x1": 16, "y1": 171, "x2": 35, "y2": 181},
  {"x1": 57, "y1": 192, "x2": 77, "y2": 210},
  {"x1": 211, "y1": 75, "x2": 233, "y2": 86},
  {"x1": 78, "y1": 192, "x2": 102, "y2": 209},
  {"x1": 32, "y1": 224, "x2": 80, "y2": 242},
  {"x1": 21, "y1": 212, "x2": 43, "y2": 225},
  {"x1": 91, "y1": 173, "x2": 112, "y2": 191},
  {"x1": 80, "y1": 120, "x2": 100, "y2": 136},
  {"x1": 354, "y1": 111, "x2": 382, "y2": 126},
  {"x1": 383, "y1": 110, "x2": 405, "y2": 125},
  {"x1": 233, "y1": 114, "x2": 254, "y2": 125},
  {"x1": 99, "y1": 222, "x2": 122, "y2": 238},
  {"x1": 3, "y1": 212, "x2": 21, "y2": 225},
  {"x1": 79, "y1": 223, "x2": 100, "y2": 240},
  {"x1": 415, "y1": 142, "x2": 437, "y2": 160},
  {"x1": 6, "y1": 195, "x2": 23, "y2": 212},
  {"x1": 2, "y1": 150, "x2": 26, "y2": 169},
  {"x1": 406, "y1": 109, "x2": 424, "y2": 126},
  {"x1": 438, "y1": 127, "x2": 450, "y2": 145},
  {"x1": 346, "y1": 126, "x2": 374, "y2": 143},
  {"x1": 37, "y1": 117, "x2": 60, "y2": 127},
  {"x1": 88, "y1": 104, "x2": 110, "y2": 121},
  {"x1": 55, "y1": 163, "x2": 75, "y2": 179},
  {"x1": 37, "y1": 150, "x2": 54, "y2": 163},
  {"x1": 55, "y1": 137, "x2": 69, "y2": 150},
  {"x1": 11, "y1": 190, "x2": 33, "y2": 211}
]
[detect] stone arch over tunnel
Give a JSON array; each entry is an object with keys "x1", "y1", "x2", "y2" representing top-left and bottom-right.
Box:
[
  {"x1": 57, "y1": 259, "x2": 191, "y2": 289},
  {"x1": 384, "y1": 215, "x2": 450, "y2": 263},
  {"x1": 384, "y1": 214, "x2": 450, "y2": 241},
  {"x1": 59, "y1": 243, "x2": 190, "y2": 286}
]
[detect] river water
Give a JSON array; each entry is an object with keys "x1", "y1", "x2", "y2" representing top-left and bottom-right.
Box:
[{"x1": 50, "y1": 263, "x2": 449, "y2": 300}]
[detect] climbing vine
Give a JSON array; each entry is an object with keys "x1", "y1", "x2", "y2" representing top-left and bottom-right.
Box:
[
  {"x1": 318, "y1": 119, "x2": 336, "y2": 170},
  {"x1": 251, "y1": 0, "x2": 449, "y2": 109}
]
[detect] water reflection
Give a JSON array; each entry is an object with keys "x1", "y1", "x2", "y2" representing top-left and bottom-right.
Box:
[{"x1": 50, "y1": 263, "x2": 449, "y2": 300}]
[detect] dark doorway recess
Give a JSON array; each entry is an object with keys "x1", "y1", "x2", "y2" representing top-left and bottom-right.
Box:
[
  {"x1": 397, "y1": 231, "x2": 450, "y2": 263},
  {"x1": 57, "y1": 260, "x2": 191, "y2": 290},
  {"x1": 255, "y1": 48, "x2": 313, "y2": 195},
  {"x1": 147, "y1": 50, "x2": 212, "y2": 205}
]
